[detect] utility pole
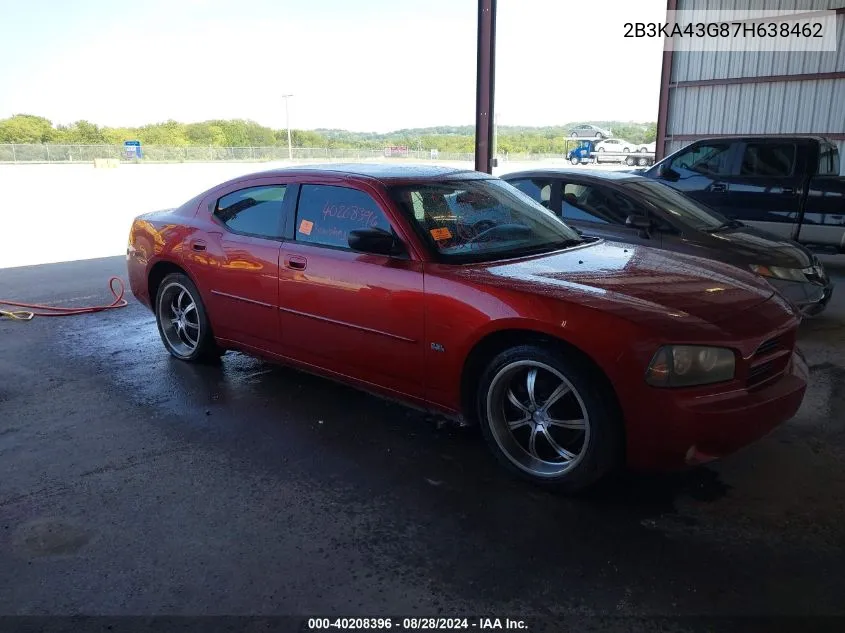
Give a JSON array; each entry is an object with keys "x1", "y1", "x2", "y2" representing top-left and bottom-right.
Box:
[
  {"x1": 282, "y1": 94, "x2": 294, "y2": 161},
  {"x1": 474, "y1": 0, "x2": 496, "y2": 173}
]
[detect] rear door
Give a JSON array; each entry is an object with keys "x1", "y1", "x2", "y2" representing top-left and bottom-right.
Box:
[
  {"x1": 185, "y1": 179, "x2": 291, "y2": 349},
  {"x1": 719, "y1": 139, "x2": 804, "y2": 240},
  {"x1": 276, "y1": 181, "x2": 426, "y2": 399}
]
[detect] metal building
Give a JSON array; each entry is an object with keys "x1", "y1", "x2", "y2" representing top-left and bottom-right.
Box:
[{"x1": 656, "y1": 0, "x2": 845, "y2": 174}]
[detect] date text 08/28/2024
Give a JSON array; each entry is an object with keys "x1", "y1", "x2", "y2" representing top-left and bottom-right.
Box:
[{"x1": 306, "y1": 617, "x2": 528, "y2": 630}]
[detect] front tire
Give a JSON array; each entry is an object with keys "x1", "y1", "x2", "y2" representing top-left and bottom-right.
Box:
[
  {"x1": 476, "y1": 345, "x2": 623, "y2": 493},
  {"x1": 570, "y1": 156, "x2": 580, "y2": 165},
  {"x1": 155, "y1": 273, "x2": 222, "y2": 362}
]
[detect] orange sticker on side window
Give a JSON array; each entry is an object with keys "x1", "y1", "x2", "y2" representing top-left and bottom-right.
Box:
[
  {"x1": 299, "y1": 219, "x2": 314, "y2": 235},
  {"x1": 430, "y1": 227, "x2": 452, "y2": 241}
]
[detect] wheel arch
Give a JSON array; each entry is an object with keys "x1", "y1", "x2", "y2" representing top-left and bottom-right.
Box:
[
  {"x1": 459, "y1": 328, "x2": 624, "y2": 435},
  {"x1": 148, "y1": 259, "x2": 195, "y2": 307}
]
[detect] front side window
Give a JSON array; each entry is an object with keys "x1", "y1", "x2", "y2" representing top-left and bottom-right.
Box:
[
  {"x1": 740, "y1": 143, "x2": 796, "y2": 177},
  {"x1": 670, "y1": 143, "x2": 732, "y2": 176},
  {"x1": 214, "y1": 185, "x2": 287, "y2": 238},
  {"x1": 621, "y1": 180, "x2": 728, "y2": 231},
  {"x1": 388, "y1": 179, "x2": 582, "y2": 262},
  {"x1": 295, "y1": 185, "x2": 391, "y2": 249},
  {"x1": 561, "y1": 183, "x2": 628, "y2": 225}
]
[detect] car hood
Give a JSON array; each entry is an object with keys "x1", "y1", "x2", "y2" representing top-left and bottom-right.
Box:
[
  {"x1": 462, "y1": 240, "x2": 777, "y2": 326},
  {"x1": 692, "y1": 224, "x2": 814, "y2": 269}
]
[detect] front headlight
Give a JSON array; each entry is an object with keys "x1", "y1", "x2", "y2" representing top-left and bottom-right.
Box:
[
  {"x1": 749, "y1": 264, "x2": 807, "y2": 283},
  {"x1": 646, "y1": 345, "x2": 735, "y2": 387}
]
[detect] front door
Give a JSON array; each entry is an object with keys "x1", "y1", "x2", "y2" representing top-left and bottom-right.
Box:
[{"x1": 277, "y1": 183, "x2": 425, "y2": 398}]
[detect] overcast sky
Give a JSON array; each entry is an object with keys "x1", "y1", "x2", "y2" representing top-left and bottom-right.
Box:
[{"x1": 0, "y1": 0, "x2": 665, "y2": 132}]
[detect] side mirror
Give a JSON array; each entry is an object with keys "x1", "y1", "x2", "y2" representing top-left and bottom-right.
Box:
[
  {"x1": 348, "y1": 227, "x2": 403, "y2": 256},
  {"x1": 625, "y1": 214, "x2": 652, "y2": 231},
  {"x1": 657, "y1": 162, "x2": 679, "y2": 181}
]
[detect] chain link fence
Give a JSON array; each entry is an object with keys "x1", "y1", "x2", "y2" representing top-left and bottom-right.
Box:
[{"x1": 0, "y1": 144, "x2": 585, "y2": 165}]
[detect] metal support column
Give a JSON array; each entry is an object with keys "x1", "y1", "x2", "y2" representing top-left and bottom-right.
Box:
[
  {"x1": 655, "y1": 0, "x2": 677, "y2": 161},
  {"x1": 475, "y1": 0, "x2": 497, "y2": 173}
]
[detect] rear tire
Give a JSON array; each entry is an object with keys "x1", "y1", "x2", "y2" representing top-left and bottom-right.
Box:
[
  {"x1": 476, "y1": 344, "x2": 623, "y2": 493},
  {"x1": 625, "y1": 156, "x2": 636, "y2": 166},
  {"x1": 155, "y1": 273, "x2": 222, "y2": 363}
]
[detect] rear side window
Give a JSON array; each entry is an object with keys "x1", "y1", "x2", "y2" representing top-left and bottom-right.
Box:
[
  {"x1": 670, "y1": 143, "x2": 732, "y2": 176},
  {"x1": 214, "y1": 185, "x2": 286, "y2": 238},
  {"x1": 507, "y1": 178, "x2": 553, "y2": 210},
  {"x1": 740, "y1": 143, "x2": 796, "y2": 177},
  {"x1": 295, "y1": 185, "x2": 391, "y2": 249},
  {"x1": 818, "y1": 142, "x2": 840, "y2": 176}
]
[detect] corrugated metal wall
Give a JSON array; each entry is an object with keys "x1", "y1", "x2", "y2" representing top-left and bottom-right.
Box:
[{"x1": 664, "y1": 0, "x2": 845, "y2": 173}]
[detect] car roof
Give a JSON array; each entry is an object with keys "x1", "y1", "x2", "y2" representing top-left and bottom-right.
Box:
[
  {"x1": 231, "y1": 163, "x2": 490, "y2": 183},
  {"x1": 502, "y1": 168, "x2": 644, "y2": 183},
  {"x1": 685, "y1": 134, "x2": 830, "y2": 143}
]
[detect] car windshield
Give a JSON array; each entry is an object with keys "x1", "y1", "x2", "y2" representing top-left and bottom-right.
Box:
[
  {"x1": 621, "y1": 179, "x2": 732, "y2": 231},
  {"x1": 388, "y1": 179, "x2": 583, "y2": 262}
]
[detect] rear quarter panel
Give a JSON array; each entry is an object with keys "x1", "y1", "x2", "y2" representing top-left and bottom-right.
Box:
[{"x1": 127, "y1": 212, "x2": 195, "y2": 309}]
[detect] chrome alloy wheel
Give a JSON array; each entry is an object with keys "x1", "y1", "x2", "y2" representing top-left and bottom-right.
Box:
[
  {"x1": 486, "y1": 361, "x2": 590, "y2": 478},
  {"x1": 158, "y1": 282, "x2": 201, "y2": 357}
]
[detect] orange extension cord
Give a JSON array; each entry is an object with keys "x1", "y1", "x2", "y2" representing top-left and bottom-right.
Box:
[{"x1": 0, "y1": 276, "x2": 128, "y2": 321}]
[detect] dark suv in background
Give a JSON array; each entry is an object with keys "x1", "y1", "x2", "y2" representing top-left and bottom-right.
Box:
[{"x1": 644, "y1": 136, "x2": 845, "y2": 252}]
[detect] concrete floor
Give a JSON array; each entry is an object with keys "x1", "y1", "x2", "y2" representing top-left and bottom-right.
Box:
[{"x1": 1, "y1": 255, "x2": 844, "y2": 630}]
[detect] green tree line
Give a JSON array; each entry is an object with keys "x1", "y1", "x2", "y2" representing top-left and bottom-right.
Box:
[{"x1": 0, "y1": 114, "x2": 656, "y2": 153}]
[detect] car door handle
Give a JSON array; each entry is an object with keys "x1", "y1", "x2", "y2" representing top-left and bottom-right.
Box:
[
  {"x1": 711, "y1": 183, "x2": 727, "y2": 192},
  {"x1": 191, "y1": 240, "x2": 207, "y2": 251},
  {"x1": 782, "y1": 187, "x2": 796, "y2": 195},
  {"x1": 285, "y1": 255, "x2": 307, "y2": 270}
]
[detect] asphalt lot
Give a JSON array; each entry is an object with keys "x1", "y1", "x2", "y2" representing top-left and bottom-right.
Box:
[{"x1": 1, "y1": 254, "x2": 844, "y2": 630}]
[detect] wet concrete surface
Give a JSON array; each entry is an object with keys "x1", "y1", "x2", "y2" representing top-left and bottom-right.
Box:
[{"x1": 1, "y1": 255, "x2": 844, "y2": 628}]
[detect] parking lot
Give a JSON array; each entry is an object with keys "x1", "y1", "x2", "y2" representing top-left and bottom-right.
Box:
[{"x1": 1, "y1": 163, "x2": 844, "y2": 628}]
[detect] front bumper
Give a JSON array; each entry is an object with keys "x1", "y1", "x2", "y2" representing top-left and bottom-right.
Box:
[
  {"x1": 626, "y1": 349, "x2": 808, "y2": 470},
  {"x1": 768, "y1": 277, "x2": 834, "y2": 317}
]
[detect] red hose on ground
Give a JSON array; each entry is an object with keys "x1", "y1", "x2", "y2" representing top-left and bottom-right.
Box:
[{"x1": 0, "y1": 276, "x2": 128, "y2": 320}]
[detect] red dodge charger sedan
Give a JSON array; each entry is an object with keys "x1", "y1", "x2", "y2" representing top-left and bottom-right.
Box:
[{"x1": 127, "y1": 164, "x2": 808, "y2": 492}]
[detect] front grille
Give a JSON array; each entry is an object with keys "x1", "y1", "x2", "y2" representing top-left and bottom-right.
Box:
[
  {"x1": 747, "y1": 332, "x2": 794, "y2": 389},
  {"x1": 754, "y1": 336, "x2": 782, "y2": 358},
  {"x1": 748, "y1": 361, "x2": 774, "y2": 382}
]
